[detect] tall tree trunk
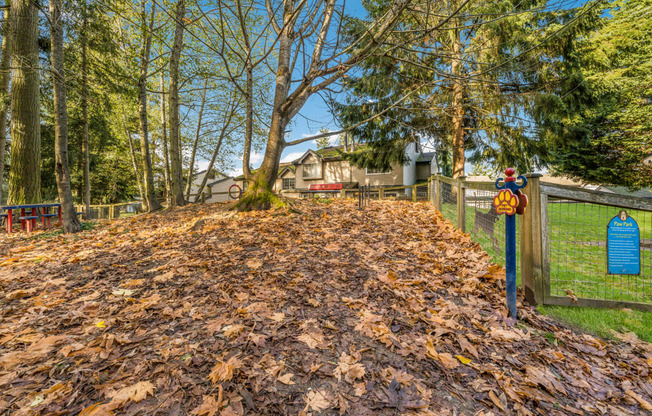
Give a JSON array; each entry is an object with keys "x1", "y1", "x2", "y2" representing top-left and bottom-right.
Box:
[
  {"x1": 50, "y1": 0, "x2": 81, "y2": 232},
  {"x1": 450, "y1": 27, "x2": 465, "y2": 179},
  {"x1": 81, "y1": 0, "x2": 90, "y2": 216},
  {"x1": 123, "y1": 111, "x2": 145, "y2": 202},
  {"x1": 236, "y1": 0, "x2": 295, "y2": 210},
  {"x1": 185, "y1": 78, "x2": 207, "y2": 200},
  {"x1": 0, "y1": 2, "x2": 11, "y2": 205},
  {"x1": 168, "y1": 0, "x2": 185, "y2": 207},
  {"x1": 236, "y1": 0, "x2": 254, "y2": 182},
  {"x1": 138, "y1": 76, "x2": 161, "y2": 211},
  {"x1": 193, "y1": 96, "x2": 238, "y2": 202},
  {"x1": 242, "y1": 64, "x2": 254, "y2": 181},
  {"x1": 192, "y1": 133, "x2": 226, "y2": 203},
  {"x1": 159, "y1": 70, "x2": 171, "y2": 204},
  {"x1": 138, "y1": 0, "x2": 161, "y2": 212},
  {"x1": 7, "y1": 0, "x2": 40, "y2": 204}
]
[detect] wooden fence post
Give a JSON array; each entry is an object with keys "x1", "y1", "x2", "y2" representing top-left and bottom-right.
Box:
[
  {"x1": 520, "y1": 173, "x2": 544, "y2": 305},
  {"x1": 457, "y1": 177, "x2": 466, "y2": 232},
  {"x1": 435, "y1": 176, "x2": 442, "y2": 211},
  {"x1": 201, "y1": 192, "x2": 206, "y2": 204},
  {"x1": 379, "y1": 188, "x2": 384, "y2": 200},
  {"x1": 412, "y1": 185, "x2": 417, "y2": 202}
]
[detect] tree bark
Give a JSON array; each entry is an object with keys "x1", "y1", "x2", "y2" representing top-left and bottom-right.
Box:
[
  {"x1": 50, "y1": 0, "x2": 81, "y2": 232},
  {"x1": 185, "y1": 78, "x2": 207, "y2": 200},
  {"x1": 192, "y1": 132, "x2": 226, "y2": 203},
  {"x1": 81, "y1": 0, "x2": 90, "y2": 216},
  {"x1": 160, "y1": 70, "x2": 171, "y2": 204},
  {"x1": 236, "y1": 0, "x2": 295, "y2": 210},
  {"x1": 192, "y1": 95, "x2": 238, "y2": 202},
  {"x1": 138, "y1": 0, "x2": 162, "y2": 212},
  {"x1": 0, "y1": 2, "x2": 12, "y2": 205},
  {"x1": 123, "y1": 111, "x2": 145, "y2": 203},
  {"x1": 242, "y1": 64, "x2": 254, "y2": 181},
  {"x1": 450, "y1": 27, "x2": 465, "y2": 179},
  {"x1": 7, "y1": 0, "x2": 40, "y2": 204},
  {"x1": 168, "y1": 0, "x2": 185, "y2": 207},
  {"x1": 236, "y1": 0, "x2": 254, "y2": 182}
]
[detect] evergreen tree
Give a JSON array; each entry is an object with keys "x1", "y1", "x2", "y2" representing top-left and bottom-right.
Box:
[{"x1": 536, "y1": 0, "x2": 652, "y2": 189}]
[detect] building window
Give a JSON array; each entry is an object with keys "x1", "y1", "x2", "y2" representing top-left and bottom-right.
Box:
[
  {"x1": 303, "y1": 163, "x2": 321, "y2": 179},
  {"x1": 282, "y1": 178, "x2": 295, "y2": 190},
  {"x1": 366, "y1": 166, "x2": 391, "y2": 175}
]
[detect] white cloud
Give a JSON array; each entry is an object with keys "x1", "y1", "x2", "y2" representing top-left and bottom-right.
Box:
[
  {"x1": 195, "y1": 160, "x2": 211, "y2": 172},
  {"x1": 249, "y1": 152, "x2": 264, "y2": 164},
  {"x1": 227, "y1": 167, "x2": 243, "y2": 177},
  {"x1": 281, "y1": 152, "x2": 304, "y2": 163}
]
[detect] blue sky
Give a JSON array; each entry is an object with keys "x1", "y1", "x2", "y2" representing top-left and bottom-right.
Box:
[{"x1": 195, "y1": 0, "x2": 367, "y2": 176}]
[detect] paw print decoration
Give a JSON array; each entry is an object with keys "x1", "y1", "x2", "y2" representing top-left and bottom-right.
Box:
[
  {"x1": 493, "y1": 168, "x2": 528, "y2": 215},
  {"x1": 493, "y1": 189, "x2": 519, "y2": 215}
]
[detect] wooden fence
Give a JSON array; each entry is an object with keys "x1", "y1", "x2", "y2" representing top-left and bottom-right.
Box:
[
  {"x1": 77, "y1": 190, "x2": 235, "y2": 220},
  {"x1": 429, "y1": 174, "x2": 652, "y2": 311}
]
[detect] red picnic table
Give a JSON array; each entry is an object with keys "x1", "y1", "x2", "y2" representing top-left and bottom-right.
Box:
[{"x1": 1, "y1": 203, "x2": 62, "y2": 233}]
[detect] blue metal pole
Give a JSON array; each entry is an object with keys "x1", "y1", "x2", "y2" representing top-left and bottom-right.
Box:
[
  {"x1": 505, "y1": 213, "x2": 517, "y2": 318},
  {"x1": 495, "y1": 168, "x2": 526, "y2": 319}
]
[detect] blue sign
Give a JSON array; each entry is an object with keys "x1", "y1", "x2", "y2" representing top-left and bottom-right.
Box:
[{"x1": 607, "y1": 211, "x2": 640, "y2": 275}]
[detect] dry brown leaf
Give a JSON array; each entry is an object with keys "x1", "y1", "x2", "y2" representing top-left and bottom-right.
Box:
[
  {"x1": 222, "y1": 324, "x2": 245, "y2": 339},
  {"x1": 297, "y1": 331, "x2": 325, "y2": 349},
  {"x1": 277, "y1": 373, "x2": 295, "y2": 385},
  {"x1": 109, "y1": 381, "x2": 155, "y2": 404},
  {"x1": 304, "y1": 390, "x2": 332, "y2": 413},
  {"x1": 246, "y1": 260, "x2": 263, "y2": 269},
  {"x1": 625, "y1": 390, "x2": 652, "y2": 410},
  {"x1": 209, "y1": 357, "x2": 242, "y2": 383},
  {"x1": 153, "y1": 271, "x2": 174, "y2": 283},
  {"x1": 191, "y1": 395, "x2": 222, "y2": 416},
  {"x1": 488, "y1": 390, "x2": 505, "y2": 412}
]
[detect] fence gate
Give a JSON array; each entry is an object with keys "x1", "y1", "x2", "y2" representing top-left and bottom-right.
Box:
[
  {"x1": 535, "y1": 183, "x2": 652, "y2": 310},
  {"x1": 430, "y1": 174, "x2": 652, "y2": 311}
]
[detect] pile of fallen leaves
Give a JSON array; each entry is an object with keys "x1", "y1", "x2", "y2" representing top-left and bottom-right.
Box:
[{"x1": 0, "y1": 200, "x2": 650, "y2": 415}]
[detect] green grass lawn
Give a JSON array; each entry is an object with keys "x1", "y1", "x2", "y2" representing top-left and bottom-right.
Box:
[
  {"x1": 439, "y1": 197, "x2": 652, "y2": 342},
  {"x1": 538, "y1": 304, "x2": 652, "y2": 343}
]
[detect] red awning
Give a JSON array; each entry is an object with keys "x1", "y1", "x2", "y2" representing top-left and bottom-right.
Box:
[{"x1": 309, "y1": 183, "x2": 343, "y2": 191}]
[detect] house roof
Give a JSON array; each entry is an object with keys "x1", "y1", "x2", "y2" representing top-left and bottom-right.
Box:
[
  {"x1": 206, "y1": 176, "x2": 234, "y2": 187},
  {"x1": 233, "y1": 163, "x2": 294, "y2": 181},
  {"x1": 417, "y1": 152, "x2": 436, "y2": 163},
  {"x1": 193, "y1": 168, "x2": 227, "y2": 179},
  {"x1": 604, "y1": 186, "x2": 652, "y2": 199}
]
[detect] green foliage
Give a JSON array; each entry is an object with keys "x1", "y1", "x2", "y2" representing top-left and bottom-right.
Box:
[
  {"x1": 536, "y1": 0, "x2": 652, "y2": 189},
  {"x1": 335, "y1": 0, "x2": 583, "y2": 174}
]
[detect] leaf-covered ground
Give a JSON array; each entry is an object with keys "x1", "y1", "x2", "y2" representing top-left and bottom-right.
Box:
[{"x1": 0, "y1": 200, "x2": 650, "y2": 415}]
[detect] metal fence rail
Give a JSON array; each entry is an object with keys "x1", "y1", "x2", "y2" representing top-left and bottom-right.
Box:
[
  {"x1": 341, "y1": 183, "x2": 430, "y2": 202},
  {"x1": 77, "y1": 202, "x2": 143, "y2": 220}
]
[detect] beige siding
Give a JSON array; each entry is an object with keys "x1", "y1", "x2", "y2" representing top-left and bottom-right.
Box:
[
  {"x1": 351, "y1": 162, "x2": 404, "y2": 187},
  {"x1": 206, "y1": 178, "x2": 237, "y2": 202},
  {"x1": 297, "y1": 159, "x2": 352, "y2": 189}
]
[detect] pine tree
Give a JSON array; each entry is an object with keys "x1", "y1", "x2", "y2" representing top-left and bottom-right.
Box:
[{"x1": 536, "y1": 0, "x2": 652, "y2": 189}]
